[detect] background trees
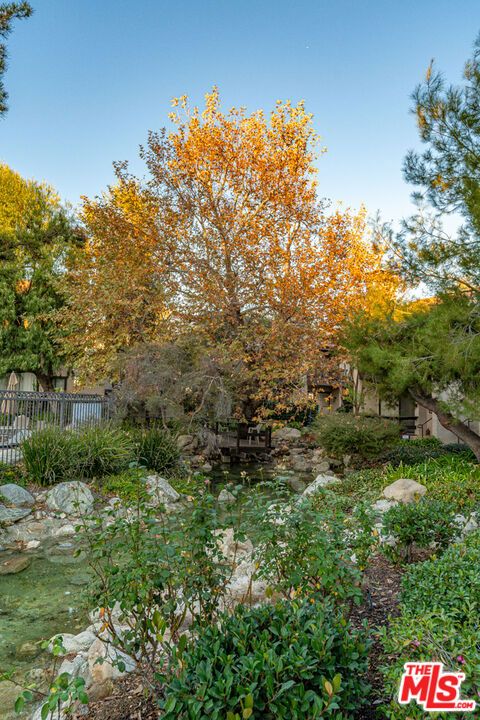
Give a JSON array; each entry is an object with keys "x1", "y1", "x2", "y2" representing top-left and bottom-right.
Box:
[
  {"x1": 347, "y1": 34, "x2": 480, "y2": 457},
  {"x1": 67, "y1": 90, "x2": 395, "y2": 419},
  {"x1": 0, "y1": 163, "x2": 80, "y2": 390}
]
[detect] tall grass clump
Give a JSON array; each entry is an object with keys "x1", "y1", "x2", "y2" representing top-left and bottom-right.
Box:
[
  {"x1": 22, "y1": 424, "x2": 134, "y2": 486},
  {"x1": 132, "y1": 425, "x2": 179, "y2": 474}
]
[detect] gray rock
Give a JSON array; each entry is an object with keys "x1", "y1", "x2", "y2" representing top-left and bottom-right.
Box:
[
  {"x1": 218, "y1": 489, "x2": 235, "y2": 504},
  {"x1": 0, "y1": 483, "x2": 35, "y2": 507},
  {"x1": 0, "y1": 555, "x2": 31, "y2": 575},
  {"x1": 313, "y1": 460, "x2": 330, "y2": 474},
  {"x1": 46, "y1": 481, "x2": 94, "y2": 515},
  {"x1": 286, "y1": 477, "x2": 306, "y2": 493},
  {"x1": 272, "y1": 427, "x2": 302, "y2": 442},
  {"x1": 303, "y1": 474, "x2": 341, "y2": 496},
  {"x1": 0, "y1": 504, "x2": 31, "y2": 525},
  {"x1": 382, "y1": 478, "x2": 427, "y2": 504},
  {"x1": 176, "y1": 434, "x2": 195, "y2": 450},
  {"x1": 51, "y1": 630, "x2": 97, "y2": 654},
  {"x1": 145, "y1": 474, "x2": 180, "y2": 506}
]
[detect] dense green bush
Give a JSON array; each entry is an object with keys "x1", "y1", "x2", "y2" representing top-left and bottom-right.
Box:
[
  {"x1": 132, "y1": 426, "x2": 179, "y2": 473},
  {"x1": 380, "y1": 532, "x2": 480, "y2": 718},
  {"x1": 383, "y1": 437, "x2": 475, "y2": 466},
  {"x1": 312, "y1": 413, "x2": 400, "y2": 461},
  {"x1": 400, "y1": 532, "x2": 480, "y2": 622},
  {"x1": 159, "y1": 599, "x2": 371, "y2": 720},
  {"x1": 22, "y1": 425, "x2": 134, "y2": 485},
  {"x1": 382, "y1": 498, "x2": 461, "y2": 562}
]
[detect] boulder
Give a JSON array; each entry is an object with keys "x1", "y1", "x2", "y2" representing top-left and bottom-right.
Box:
[
  {"x1": 45, "y1": 481, "x2": 94, "y2": 515},
  {"x1": 218, "y1": 489, "x2": 235, "y2": 504},
  {"x1": 0, "y1": 483, "x2": 35, "y2": 507},
  {"x1": 291, "y1": 457, "x2": 312, "y2": 472},
  {"x1": 272, "y1": 427, "x2": 302, "y2": 442},
  {"x1": 0, "y1": 504, "x2": 31, "y2": 525},
  {"x1": 313, "y1": 460, "x2": 330, "y2": 474},
  {"x1": 382, "y1": 478, "x2": 427, "y2": 504},
  {"x1": 87, "y1": 638, "x2": 135, "y2": 684},
  {"x1": 145, "y1": 474, "x2": 180, "y2": 507},
  {"x1": 0, "y1": 555, "x2": 31, "y2": 575},
  {"x1": 51, "y1": 630, "x2": 97, "y2": 654},
  {"x1": 176, "y1": 434, "x2": 195, "y2": 451},
  {"x1": 303, "y1": 474, "x2": 341, "y2": 496},
  {"x1": 463, "y1": 512, "x2": 479, "y2": 535}
]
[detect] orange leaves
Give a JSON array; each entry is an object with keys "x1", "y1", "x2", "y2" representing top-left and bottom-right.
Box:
[{"x1": 66, "y1": 90, "x2": 397, "y2": 413}]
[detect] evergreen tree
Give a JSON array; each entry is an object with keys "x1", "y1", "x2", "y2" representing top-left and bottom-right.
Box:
[{"x1": 0, "y1": 1, "x2": 32, "y2": 115}]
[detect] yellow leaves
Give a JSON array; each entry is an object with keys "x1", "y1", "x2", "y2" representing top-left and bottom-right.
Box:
[
  {"x1": 15, "y1": 278, "x2": 31, "y2": 294},
  {"x1": 426, "y1": 59, "x2": 434, "y2": 83}
]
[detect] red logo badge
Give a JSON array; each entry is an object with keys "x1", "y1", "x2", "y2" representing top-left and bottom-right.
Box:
[{"x1": 399, "y1": 662, "x2": 476, "y2": 712}]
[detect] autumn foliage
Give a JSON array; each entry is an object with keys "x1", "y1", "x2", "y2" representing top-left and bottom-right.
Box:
[{"x1": 67, "y1": 89, "x2": 396, "y2": 418}]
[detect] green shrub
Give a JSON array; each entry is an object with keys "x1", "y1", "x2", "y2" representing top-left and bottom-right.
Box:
[
  {"x1": 382, "y1": 498, "x2": 461, "y2": 562},
  {"x1": 312, "y1": 413, "x2": 400, "y2": 461},
  {"x1": 400, "y1": 531, "x2": 480, "y2": 622},
  {"x1": 383, "y1": 437, "x2": 475, "y2": 467},
  {"x1": 84, "y1": 489, "x2": 232, "y2": 673},
  {"x1": 132, "y1": 426, "x2": 179, "y2": 473},
  {"x1": 242, "y1": 485, "x2": 366, "y2": 605},
  {"x1": 0, "y1": 463, "x2": 27, "y2": 486},
  {"x1": 159, "y1": 599, "x2": 371, "y2": 720},
  {"x1": 380, "y1": 613, "x2": 480, "y2": 719},
  {"x1": 97, "y1": 467, "x2": 148, "y2": 502},
  {"x1": 22, "y1": 425, "x2": 134, "y2": 485}
]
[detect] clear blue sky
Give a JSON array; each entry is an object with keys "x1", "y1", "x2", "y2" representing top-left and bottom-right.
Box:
[{"x1": 1, "y1": 0, "x2": 479, "y2": 224}]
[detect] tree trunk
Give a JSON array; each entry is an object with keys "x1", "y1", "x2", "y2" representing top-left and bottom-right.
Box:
[
  {"x1": 408, "y1": 388, "x2": 480, "y2": 461},
  {"x1": 35, "y1": 372, "x2": 55, "y2": 392}
]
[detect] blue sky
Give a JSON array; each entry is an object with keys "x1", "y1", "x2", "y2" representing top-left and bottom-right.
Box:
[{"x1": 1, "y1": 0, "x2": 478, "y2": 224}]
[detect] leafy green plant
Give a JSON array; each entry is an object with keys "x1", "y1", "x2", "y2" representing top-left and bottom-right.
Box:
[
  {"x1": 72, "y1": 424, "x2": 134, "y2": 478},
  {"x1": 97, "y1": 467, "x2": 148, "y2": 502},
  {"x1": 400, "y1": 531, "x2": 480, "y2": 622},
  {"x1": 382, "y1": 498, "x2": 461, "y2": 562},
  {"x1": 159, "y1": 599, "x2": 371, "y2": 720},
  {"x1": 0, "y1": 462, "x2": 27, "y2": 486},
  {"x1": 312, "y1": 413, "x2": 400, "y2": 462},
  {"x1": 81, "y1": 488, "x2": 233, "y2": 678},
  {"x1": 382, "y1": 437, "x2": 475, "y2": 467},
  {"x1": 132, "y1": 425, "x2": 179, "y2": 473},
  {"x1": 242, "y1": 485, "x2": 363, "y2": 606}
]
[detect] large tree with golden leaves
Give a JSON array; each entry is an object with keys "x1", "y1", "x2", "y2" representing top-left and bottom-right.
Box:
[{"x1": 67, "y1": 89, "x2": 395, "y2": 418}]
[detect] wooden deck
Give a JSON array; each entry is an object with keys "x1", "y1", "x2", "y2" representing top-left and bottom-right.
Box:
[{"x1": 213, "y1": 425, "x2": 274, "y2": 459}]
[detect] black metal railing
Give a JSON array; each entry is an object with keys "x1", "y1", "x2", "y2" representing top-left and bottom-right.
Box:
[{"x1": 0, "y1": 390, "x2": 110, "y2": 464}]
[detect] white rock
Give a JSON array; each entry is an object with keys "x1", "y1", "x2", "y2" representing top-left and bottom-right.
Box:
[
  {"x1": 26, "y1": 539, "x2": 40, "y2": 550},
  {"x1": 303, "y1": 474, "x2": 341, "y2": 496},
  {"x1": 382, "y1": 478, "x2": 427, "y2": 504},
  {"x1": 145, "y1": 474, "x2": 180, "y2": 506},
  {"x1": 51, "y1": 630, "x2": 97, "y2": 655},
  {"x1": 87, "y1": 638, "x2": 135, "y2": 683},
  {"x1": 372, "y1": 498, "x2": 398, "y2": 514},
  {"x1": 218, "y1": 489, "x2": 235, "y2": 504},
  {"x1": 46, "y1": 481, "x2": 94, "y2": 516},
  {"x1": 52, "y1": 524, "x2": 76, "y2": 537},
  {"x1": 217, "y1": 528, "x2": 253, "y2": 562}
]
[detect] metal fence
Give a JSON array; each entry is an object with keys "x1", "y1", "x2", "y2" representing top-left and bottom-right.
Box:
[{"x1": 0, "y1": 390, "x2": 111, "y2": 465}]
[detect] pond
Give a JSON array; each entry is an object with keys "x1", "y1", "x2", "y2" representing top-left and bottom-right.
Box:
[{"x1": 0, "y1": 541, "x2": 90, "y2": 719}]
